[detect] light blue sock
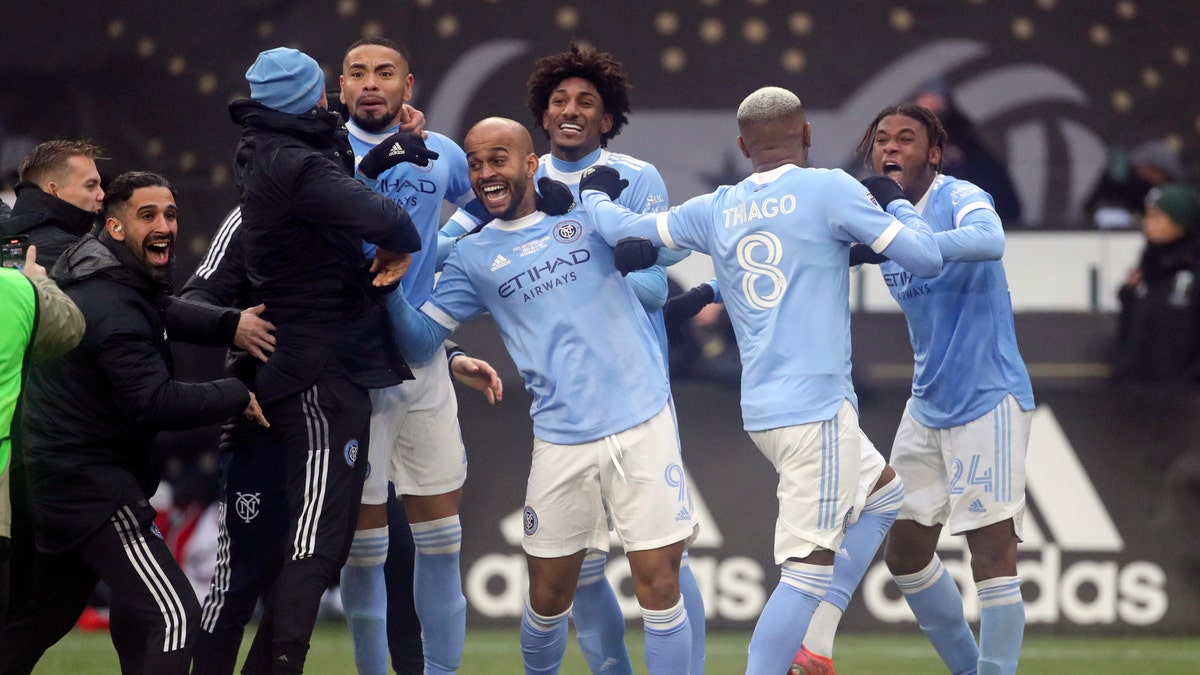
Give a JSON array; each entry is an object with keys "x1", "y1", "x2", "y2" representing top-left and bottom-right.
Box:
[
  {"x1": 521, "y1": 602, "x2": 570, "y2": 674},
  {"x1": 678, "y1": 553, "x2": 706, "y2": 675},
  {"x1": 412, "y1": 515, "x2": 466, "y2": 675},
  {"x1": 804, "y1": 474, "x2": 904, "y2": 658},
  {"x1": 977, "y1": 576, "x2": 1024, "y2": 675},
  {"x1": 340, "y1": 526, "x2": 389, "y2": 675},
  {"x1": 642, "y1": 596, "x2": 691, "y2": 675},
  {"x1": 745, "y1": 561, "x2": 832, "y2": 674},
  {"x1": 571, "y1": 552, "x2": 632, "y2": 675},
  {"x1": 895, "y1": 556, "x2": 979, "y2": 675}
]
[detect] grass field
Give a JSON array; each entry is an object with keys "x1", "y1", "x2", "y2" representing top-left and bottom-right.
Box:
[{"x1": 28, "y1": 622, "x2": 1200, "y2": 673}]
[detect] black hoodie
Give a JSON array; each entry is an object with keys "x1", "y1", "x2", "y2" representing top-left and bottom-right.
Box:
[{"x1": 21, "y1": 232, "x2": 251, "y2": 553}]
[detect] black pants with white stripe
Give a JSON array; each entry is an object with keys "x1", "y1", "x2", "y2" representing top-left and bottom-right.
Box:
[
  {"x1": 0, "y1": 500, "x2": 199, "y2": 674},
  {"x1": 192, "y1": 418, "x2": 288, "y2": 675},
  {"x1": 242, "y1": 377, "x2": 371, "y2": 674}
]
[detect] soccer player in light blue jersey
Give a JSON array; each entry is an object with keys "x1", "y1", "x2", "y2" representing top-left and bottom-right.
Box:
[
  {"x1": 578, "y1": 86, "x2": 943, "y2": 674},
  {"x1": 524, "y1": 45, "x2": 705, "y2": 675},
  {"x1": 388, "y1": 117, "x2": 696, "y2": 675},
  {"x1": 337, "y1": 38, "x2": 496, "y2": 675},
  {"x1": 855, "y1": 103, "x2": 1035, "y2": 675}
]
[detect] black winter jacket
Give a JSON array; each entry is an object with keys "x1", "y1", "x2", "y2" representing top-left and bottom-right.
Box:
[
  {"x1": 1114, "y1": 235, "x2": 1200, "y2": 383},
  {"x1": 229, "y1": 100, "x2": 421, "y2": 401},
  {"x1": 1, "y1": 182, "x2": 98, "y2": 268},
  {"x1": 22, "y1": 232, "x2": 251, "y2": 553}
]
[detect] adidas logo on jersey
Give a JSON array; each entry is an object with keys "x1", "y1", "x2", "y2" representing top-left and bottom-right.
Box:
[
  {"x1": 968, "y1": 498, "x2": 987, "y2": 513},
  {"x1": 490, "y1": 254, "x2": 511, "y2": 271}
]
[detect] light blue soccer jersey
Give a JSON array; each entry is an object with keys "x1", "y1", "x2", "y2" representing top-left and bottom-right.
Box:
[
  {"x1": 537, "y1": 148, "x2": 683, "y2": 365},
  {"x1": 347, "y1": 121, "x2": 479, "y2": 306},
  {"x1": 879, "y1": 174, "x2": 1035, "y2": 428},
  {"x1": 401, "y1": 209, "x2": 670, "y2": 444},
  {"x1": 583, "y1": 164, "x2": 941, "y2": 431}
]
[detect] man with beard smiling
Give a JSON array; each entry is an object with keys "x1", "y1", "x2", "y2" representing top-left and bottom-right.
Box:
[
  {"x1": 386, "y1": 117, "x2": 695, "y2": 675},
  {"x1": 0, "y1": 171, "x2": 267, "y2": 674},
  {"x1": 335, "y1": 37, "x2": 488, "y2": 675}
]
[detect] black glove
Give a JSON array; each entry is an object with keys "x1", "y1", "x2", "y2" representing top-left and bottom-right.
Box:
[
  {"x1": 612, "y1": 237, "x2": 658, "y2": 276},
  {"x1": 849, "y1": 243, "x2": 889, "y2": 266},
  {"x1": 663, "y1": 283, "x2": 716, "y2": 348},
  {"x1": 861, "y1": 175, "x2": 908, "y2": 210},
  {"x1": 535, "y1": 177, "x2": 576, "y2": 216},
  {"x1": 579, "y1": 165, "x2": 629, "y2": 201},
  {"x1": 358, "y1": 131, "x2": 440, "y2": 179}
]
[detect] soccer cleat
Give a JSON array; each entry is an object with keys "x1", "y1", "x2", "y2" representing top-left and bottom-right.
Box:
[{"x1": 788, "y1": 645, "x2": 836, "y2": 675}]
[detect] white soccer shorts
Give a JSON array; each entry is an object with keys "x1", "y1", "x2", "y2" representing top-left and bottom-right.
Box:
[
  {"x1": 363, "y1": 356, "x2": 467, "y2": 505},
  {"x1": 749, "y1": 399, "x2": 863, "y2": 565},
  {"x1": 890, "y1": 394, "x2": 1030, "y2": 537},
  {"x1": 522, "y1": 403, "x2": 695, "y2": 558}
]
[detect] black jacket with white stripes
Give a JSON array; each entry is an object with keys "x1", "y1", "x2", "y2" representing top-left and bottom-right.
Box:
[
  {"x1": 229, "y1": 100, "x2": 420, "y2": 402},
  {"x1": 22, "y1": 232, "x2": 252, "y2": 553}
]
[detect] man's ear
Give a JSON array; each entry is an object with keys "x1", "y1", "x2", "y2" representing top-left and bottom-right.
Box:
[
  {"x1": 737, "y1": 136, "x2": 750, "y2": 159},
  {"x1": 106, "y1": 217, "x2": 125, "y2": 241}
]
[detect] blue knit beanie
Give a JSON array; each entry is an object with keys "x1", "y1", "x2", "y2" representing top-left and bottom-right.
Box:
[{"x1": 245, "y1": 47, "x2": 325, "y2": 114}]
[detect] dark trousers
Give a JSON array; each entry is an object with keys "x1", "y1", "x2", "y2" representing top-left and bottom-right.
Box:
[
  {"x1": 385, "y1": 485, "x2": 423, "y2": 674},
  {"x1": 0, "y1": 500, "x2": 200, "y2": 674},
  {"x1": 240, "y1": 378, "x2": 370, "y2": 674},
  {"x1": 192, "y1": 419, "x2": 288, "y2": 675},
  {"x1": 192, "y1": 401, "x2": 425, "y2": 675}
]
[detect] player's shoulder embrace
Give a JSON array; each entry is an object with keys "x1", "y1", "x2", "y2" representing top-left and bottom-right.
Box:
[
  {"x1": 933, "y1": 174, "x2": 987, "y2": 203},
  {"x1": 606, "y1": 152, "x2": 654, "y2": 173}
]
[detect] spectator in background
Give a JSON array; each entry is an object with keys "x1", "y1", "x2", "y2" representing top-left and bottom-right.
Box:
[
  {"x1": 1085, "y1": 139, "x2": 1184, "y2": 229},
  {"x1": 0, "y1": 244, "x2": 85, "y2": 624},
  {"x1": 914, "y1": 79, "x2": 1023, "y2": 225},
  {"x1": 1113, "y1": 183, "x2": 1200, "y2": 383},
  {"x1": 0, "y1": 140, "x2": 104, "y2": 267}
]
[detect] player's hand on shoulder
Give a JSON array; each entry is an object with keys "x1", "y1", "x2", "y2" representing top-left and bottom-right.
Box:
[
  {"x1": 359, "y1": 131, "x2": 440, "y2": 179},
  {"x1": 579, "y1": 165, "x2": 629, "y2": 201},
  {"x1": 861, "y1": 174, "x2": 907, "y2": 209},
  {"x1": 535, "y1": 177, "x2": 575, "y2": 216}
]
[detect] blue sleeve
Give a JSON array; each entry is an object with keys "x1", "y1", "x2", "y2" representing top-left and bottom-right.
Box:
[
  {"x1": 625, "y1": 264, "x2": 669, "y2": 312},
  {"x1": 384, "y1": 289, "x2": 451, "y2": 364},
  {"x1": 580, "y1": 190, "x2": 666, "y2": 247},
  {"x1": 878, "y1": 200, "x2": 943, "y2": 277},
  {"x1": 936, "y1": 204, "x2": 1005, "y2": 261}
]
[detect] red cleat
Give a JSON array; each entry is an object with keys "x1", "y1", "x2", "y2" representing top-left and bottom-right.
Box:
[{"x1": 788, "y1": 645, "x2": 836, "y2": 675}]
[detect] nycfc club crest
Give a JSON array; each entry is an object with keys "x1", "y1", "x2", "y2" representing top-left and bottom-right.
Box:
[
  {"x1": 235, "y1": 492, "x2": 261, "y2": 523},
  {"x1": 344, "y1": 439, "x2": 359, "y2": 467},
  {"x1": 553, "y1": 220, "x2": 582, "y2": 244},
  {"x1": 523, "y1": 506, "x2": 538, "y2": 536}
]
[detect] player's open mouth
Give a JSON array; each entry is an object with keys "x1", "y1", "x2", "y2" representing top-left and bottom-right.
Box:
[
  {"x1": 557, "y1": 122, "x2": 583, "y2": 135},
  {"x1": 882, "y1": 161, "x2": 903, "y2": 183},
  {"x1": 146, "y1": 240, "x2": 171, "y2": 266},
  {"x1": 481, "y1": 183, "x2": 509, "y2": 203}
]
